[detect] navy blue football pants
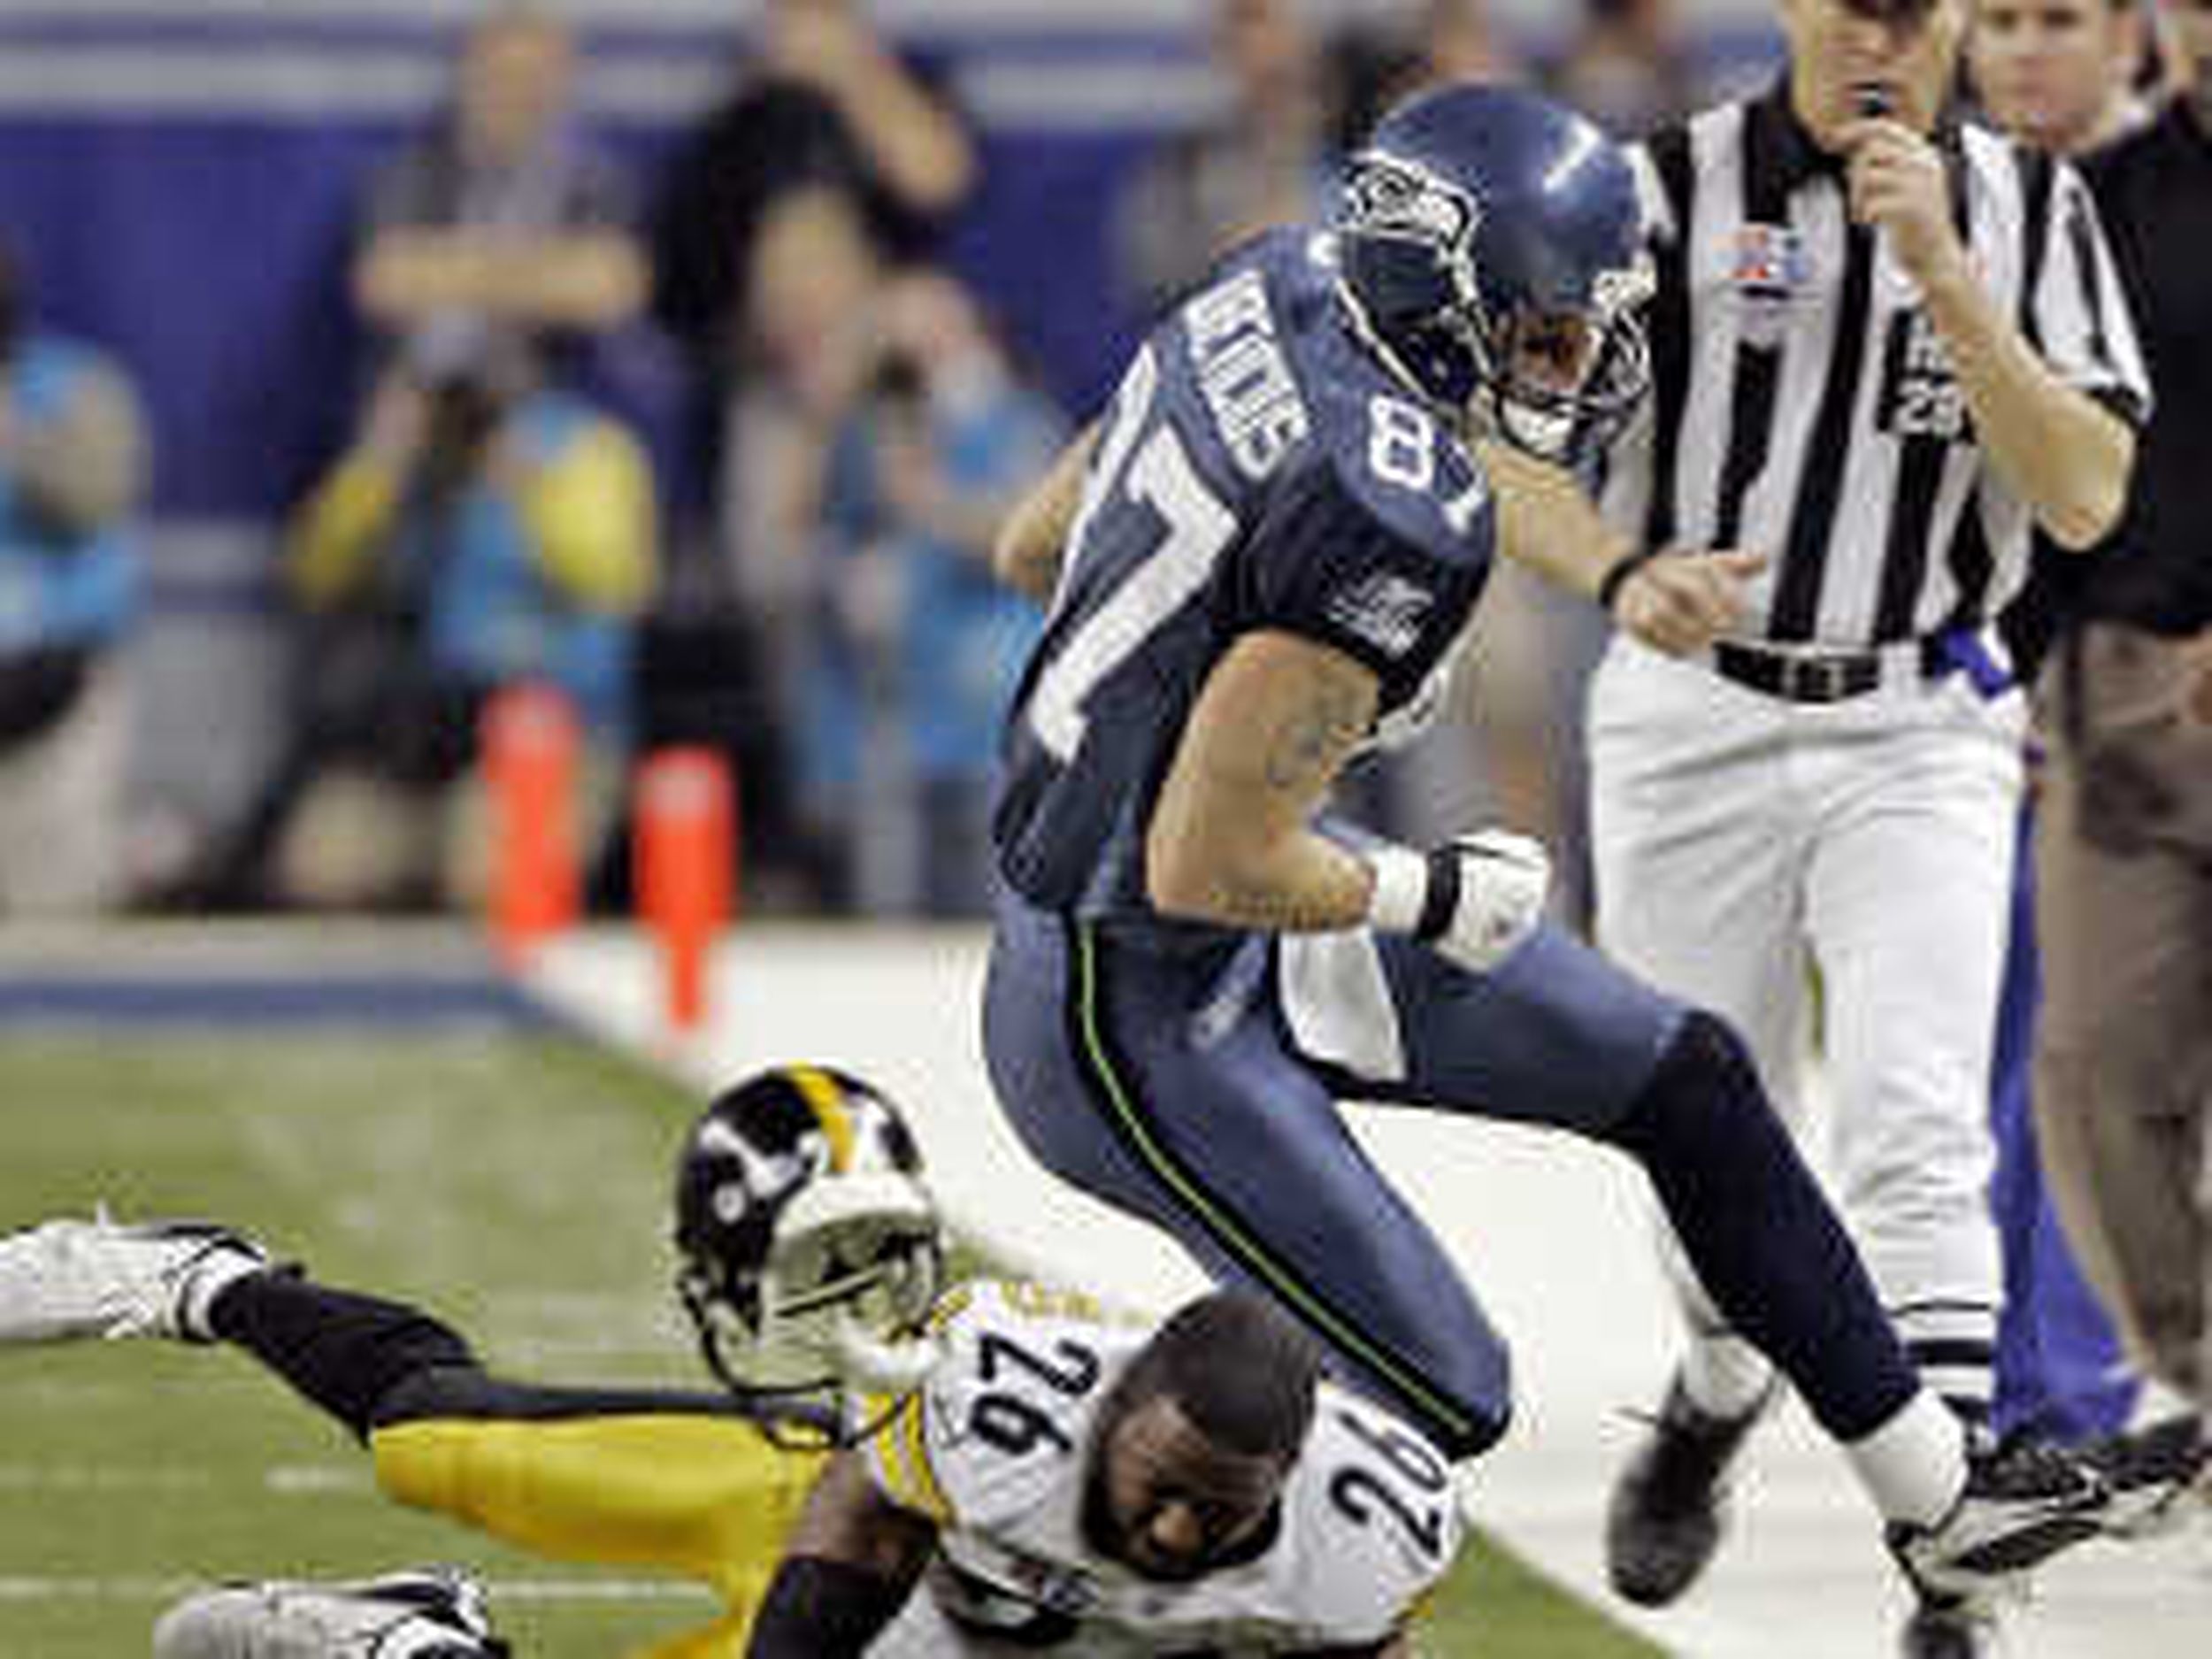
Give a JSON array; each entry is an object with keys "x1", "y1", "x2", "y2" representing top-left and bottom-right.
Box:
[{"x1": 985, "y1": 891, "x2": 1916, "y2": 1458}]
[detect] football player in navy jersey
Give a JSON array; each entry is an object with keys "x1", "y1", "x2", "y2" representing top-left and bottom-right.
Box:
[{"x1": 978, "y1": 81, "x2": 2112, "y2": 1610}]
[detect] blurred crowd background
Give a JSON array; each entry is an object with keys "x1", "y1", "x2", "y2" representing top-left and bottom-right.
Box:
[{"x1": 0, "y1": 0, "x2": 2181, "y2": 924}]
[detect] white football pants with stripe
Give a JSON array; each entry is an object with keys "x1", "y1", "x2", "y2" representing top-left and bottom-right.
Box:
[{"x1": 1588, "y1": 636, "x2": 2024, "y2": 1424}]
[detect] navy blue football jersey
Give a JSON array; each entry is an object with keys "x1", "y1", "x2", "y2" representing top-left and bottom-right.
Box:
[{"x1": 993, "y1": 229, "x2": 1495, "y2": 923}]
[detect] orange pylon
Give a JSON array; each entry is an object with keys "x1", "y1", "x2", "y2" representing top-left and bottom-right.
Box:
[
  {"x1": 634, "y1": 746, "x2": 737, "y2": 1032},
  {"x1": 481, "y1": 683, "x2": 581, "y2": 966}
]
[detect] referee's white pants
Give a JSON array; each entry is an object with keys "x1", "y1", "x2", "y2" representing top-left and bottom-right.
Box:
[{"x1": 1586, "y1": 637, "x2": 2024, "y2": 1409}]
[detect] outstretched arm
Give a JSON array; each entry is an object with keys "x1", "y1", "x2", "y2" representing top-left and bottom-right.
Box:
[
  {"x1": 1479, "y1": 437, "x2": 1765, "y2": 656},
  {"x1": 747, "y1": 1449, "x2": 939, "y2": 1657}
]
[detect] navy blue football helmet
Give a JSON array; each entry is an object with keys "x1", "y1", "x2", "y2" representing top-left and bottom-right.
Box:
[{"x1": 1338, "y1": 83, "x2": 1654, "y2": 464}]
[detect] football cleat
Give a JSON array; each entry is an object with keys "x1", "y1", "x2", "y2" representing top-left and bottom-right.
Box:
[
  {"x1": 1605, "y1": 1373, "x2": 1773, "y2": 1606},
  {"x1": 2079, "y1": 1411, "x2": 2208, "y2": 1540},
  {"x1": 152, "y1": 1564, "x2": 507, "y2": 1658},
  {"x1": 1886, "y1": 1434, "x2": 2108, "y2": 1603},
  {"x1": 0, "y1": 1211, "x2": 271, "y2": 1345}
]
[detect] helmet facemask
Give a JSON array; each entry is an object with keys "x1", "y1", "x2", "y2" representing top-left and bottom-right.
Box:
[
  {"x1": 1477, "y1": 269, "x2": 1654, "y2": 467},
  {"x1": 672, "y1": 1069, "x2": 949, "y2": 1447},
  {"x1": 678, "y1": 1171, "x2": 944, "y2": 1445},
  {"x1": 752, "y1": 1174, "x2": 944, "y2": 1398}
]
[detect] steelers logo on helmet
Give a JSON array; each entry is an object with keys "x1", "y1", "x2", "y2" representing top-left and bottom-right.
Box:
[
  {"x1": 673, "y1": 1065, "x2": 943, "y2": 1428},
  {"x1": 1337, "y1": 83, "x2": 1655, "y2": 468}
]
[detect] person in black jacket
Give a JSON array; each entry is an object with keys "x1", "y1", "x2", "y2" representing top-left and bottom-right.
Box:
[{"x1": 2028, "y1": 0, "x2": 2212, "y2": 1520}]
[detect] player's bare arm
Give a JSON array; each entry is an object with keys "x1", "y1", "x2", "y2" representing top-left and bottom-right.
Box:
[
  {"x1": 1146, "y1": 630, "x2": 1383, "y2": 933},
  {"x1": 1844, "y1": 114, "x2": 2132, "y2": 549},
  {"x1": 746, "y1": 1448, "x2": 939, "y2": 1658},
  {"x1": 1479, "y1": 437, "x2": 1764, "y2": 656},
  {"x1": 1475, "y1": 435, "x2": 1624, "y2": 598},
  {"x1": 992, "y1": 422, "x2": 1097, "y2": 601}
]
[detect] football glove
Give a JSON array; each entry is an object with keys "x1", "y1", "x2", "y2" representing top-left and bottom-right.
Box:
[{"x1": 1418, "y1": 828, "x2": 1549, "y2": 973}]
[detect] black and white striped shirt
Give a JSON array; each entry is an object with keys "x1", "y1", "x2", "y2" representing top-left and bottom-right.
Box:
[{"x1": 1600, "y1": 84, "x2": 2149, "y2": 649}]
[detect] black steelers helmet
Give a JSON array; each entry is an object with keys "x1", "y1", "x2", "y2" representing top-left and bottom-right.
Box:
[{"x1": 673, "y1": 1065, "x2": 944, "y2": 1420}]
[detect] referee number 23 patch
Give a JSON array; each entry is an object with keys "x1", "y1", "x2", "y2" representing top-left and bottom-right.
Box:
[{"x1": 1878, "y1": 310, "x2": 1973, "y2": 445}]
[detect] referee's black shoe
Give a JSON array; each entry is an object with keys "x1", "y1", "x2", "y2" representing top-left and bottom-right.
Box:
[
  {"x1": 1605, "y1": 1372, "x2": 1773, "y2": 1606},
  {"x1": 1897, "y1": 1594, "x2": 1997, "y2": 1659},
  {"x1": 2079, "y1": 1411, "x2": 2206, "y2": 1539}
]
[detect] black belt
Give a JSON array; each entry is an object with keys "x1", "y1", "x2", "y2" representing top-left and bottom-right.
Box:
[
  {"x1": 1713, "y1": 641, "x2": 1895, "y2": 703},
  {"x1": 1712, "y1": 633, "x2": 2013, "y2": 705}
]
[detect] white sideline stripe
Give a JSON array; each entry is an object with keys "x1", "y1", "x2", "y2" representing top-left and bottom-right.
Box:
[
  {"x1": 0, "y1": 1374, "x2": 293, "y2": 1407},
  {"x1": 498, "y1": 1340, "x2": 685, "y2": 1364},
  {"x1": 485, "y1": 1579, "x2": 712, "y2": 1603},
  {"x1": 0, "y1": 1462, "x2": 368, "y2": 1494},
  {"x1": 263, "y1": 1463, "x2": 373, "y2": 1494},
  {"x1": 0, "y1": 1576, "x2": 712, "y2": 1604},
  {"x1": 0, "y1": 1578, "x2": 199, "y2": 1602},
  {"x1": 0, "y1": 1465, "x2": 211, "y2": 1492}
]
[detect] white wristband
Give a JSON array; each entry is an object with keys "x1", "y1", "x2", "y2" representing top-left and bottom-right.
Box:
[{"x1": 1364, "y1": 843, "x2": 1432, "y2": 935}]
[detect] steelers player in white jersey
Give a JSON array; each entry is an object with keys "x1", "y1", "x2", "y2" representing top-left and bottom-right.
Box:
[
  {"x1": 0, "y1": 1065, "x2": 945, "y2": 1659},
  {"x1": 749, "y1": 1281, "x2": 1458, "y2": 1656}
]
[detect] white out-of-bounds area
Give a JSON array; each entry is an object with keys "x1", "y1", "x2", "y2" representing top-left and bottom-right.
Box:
[{"x1": 531, "y1": 925, "x2": 2208, "y2": 1658}]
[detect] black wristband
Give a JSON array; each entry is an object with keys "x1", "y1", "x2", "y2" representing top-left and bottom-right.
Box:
[
  {"x1": 1415, "y1": 846, "x2": 1462, "y2": 943},
  {"x1": 748, "y1": 1556, "x2": 910, "y2": 1658},
  {"x1": 1597, "y1": 545, "x2": 1664, "y2": 613}
]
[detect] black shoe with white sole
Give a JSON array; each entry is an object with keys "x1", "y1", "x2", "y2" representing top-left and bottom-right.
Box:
[
  {"x1": 1606, "y1": 1373, "x2": 1773, "y2": 1606},
  {"x1": 2079, "y1": 1412, "x2": 2206, "y2": 1540}
]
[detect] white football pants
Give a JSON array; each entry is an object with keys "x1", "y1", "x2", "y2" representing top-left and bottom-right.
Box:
[{"x1": 1587, "y1": 636, "x2": 2024, "y2": 1417}]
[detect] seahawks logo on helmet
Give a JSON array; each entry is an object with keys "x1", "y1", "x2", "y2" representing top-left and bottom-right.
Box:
[
  {"x1": 673, "y1": 1065, "x2": 944, "y2": 1440},
  {"x1": 1344, "y1": 154, "x2": 1483, "y2": 253},
  {"x1": 1337, "y1": 83, "x2": 1654, "y2": 467}
]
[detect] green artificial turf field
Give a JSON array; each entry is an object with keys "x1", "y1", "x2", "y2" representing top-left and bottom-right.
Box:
[{"x1": 0, "y1": 1027, "x2": 1660, "y2": 1657}]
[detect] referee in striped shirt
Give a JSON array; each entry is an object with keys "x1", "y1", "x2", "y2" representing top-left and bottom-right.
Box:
[{"x1": 1574, "y1": 1, "x2": 2149, "y2": 1651}]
